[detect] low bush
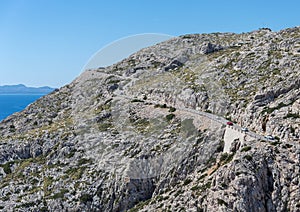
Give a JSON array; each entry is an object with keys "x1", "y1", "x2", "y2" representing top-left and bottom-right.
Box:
[
  {"x1": 166, "y1": 113, "x2": 175, "y2": 121},
  {"x1": 168, "y1": 107, "x2": 176, "y2": 112},
  {"x1": 244, "y1": 155, "x2": 252, "y2": 161},
  {"x1": 241, "y1": 146, "x2": 251, "y2": 152},
  {"x1": 80, "y1": 193, "x2": 93, "y2": 203}
]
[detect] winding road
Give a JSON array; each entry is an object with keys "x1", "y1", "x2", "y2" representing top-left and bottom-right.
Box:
[
  {"x1": 113, "y1": 93, "x2": 269, "y2": 142},
  {"x1": 93, "y1": 70, "x2": 269, "y2": 142}
]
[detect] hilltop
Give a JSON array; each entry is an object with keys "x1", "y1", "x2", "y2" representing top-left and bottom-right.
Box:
[{"x1": 0, "y1": 27, "x2": 299, "y2": 211}]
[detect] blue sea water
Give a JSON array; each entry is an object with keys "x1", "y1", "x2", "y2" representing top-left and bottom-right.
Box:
[{"x1": 0, "y1": 94, "x2": 44, "y2": 121}]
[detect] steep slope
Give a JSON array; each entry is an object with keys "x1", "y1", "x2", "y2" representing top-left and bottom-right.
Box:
[{"x1": 0, "y1": 27, "x2": 299, "y2": 211}]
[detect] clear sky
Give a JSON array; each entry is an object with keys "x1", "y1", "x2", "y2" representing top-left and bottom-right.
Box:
[{"x1": 0, "y1": 0, "x2": 299, "y2": 88}]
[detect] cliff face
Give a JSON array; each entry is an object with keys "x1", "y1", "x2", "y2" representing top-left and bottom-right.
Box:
[{"x1": 0, "y1": 27, "x2": 299, "y2": 211}]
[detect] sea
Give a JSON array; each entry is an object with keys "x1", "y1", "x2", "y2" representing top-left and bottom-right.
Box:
[{"x1": 0, "y1": 94, "x2": 44, "y2": 121}]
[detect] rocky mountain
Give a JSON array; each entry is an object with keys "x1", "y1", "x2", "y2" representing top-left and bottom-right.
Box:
[
  {"x1": 0, "y1": 27, "x2": 299, "y2": 211},
  {"x1": 0, "y1": 84, "x2": 55, "y2": 94}
]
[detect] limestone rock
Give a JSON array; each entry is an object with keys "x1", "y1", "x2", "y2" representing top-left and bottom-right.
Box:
[{"x1": 0, "y1": 27, "x2": 299, "y2": 211}]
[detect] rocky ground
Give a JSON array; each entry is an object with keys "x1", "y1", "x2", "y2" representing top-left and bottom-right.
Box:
[{"x1": 0, "y1": 27, "x2": 299, "y2": 211}]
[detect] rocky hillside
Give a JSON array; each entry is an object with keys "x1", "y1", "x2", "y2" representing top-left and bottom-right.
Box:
[{"x1": 0, "y1": 27, "x2": 299, "y2": 211}]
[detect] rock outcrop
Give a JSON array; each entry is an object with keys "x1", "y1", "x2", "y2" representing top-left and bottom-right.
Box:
[{"x1": 0, "y1": 27, "x2": 299, "y2": 211}]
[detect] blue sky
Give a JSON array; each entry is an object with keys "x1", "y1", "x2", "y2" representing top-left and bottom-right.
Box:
[{"x1": 0, "y1": 0, "x2": 299, "y2": 87}]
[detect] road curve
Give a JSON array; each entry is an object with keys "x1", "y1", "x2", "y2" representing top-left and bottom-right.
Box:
[{"x1": 113, "y1": 94, "x2": 268, "y2": 142}]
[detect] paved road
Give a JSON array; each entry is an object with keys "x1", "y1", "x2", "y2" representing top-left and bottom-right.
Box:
[
  {"x1": 113, "y1": 94, "x2": 269, "y2": 142},
  {"x1": 180, "y1": 106, "x2": 267, "y2": 141}
]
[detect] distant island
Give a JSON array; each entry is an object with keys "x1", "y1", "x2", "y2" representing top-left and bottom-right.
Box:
[{"x1": 0, "y1": 84, "x2": 56, "y2": 94}]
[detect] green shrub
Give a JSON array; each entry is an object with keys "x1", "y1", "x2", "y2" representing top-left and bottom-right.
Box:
[
  {"x1": 262, "y1": 102, "x2": 292, "y2": 114},
  {"x1": 9, "y1": 124, "x2": 16, "y2": 132},
  {"x1": 220, "y1": 153, "x2": 234, "y2": 164},
  {"x1": 236, "y1": 171, "x2": 242, "y2": 176},
  {"x1": 183, "y1": 178, "x2": 192, "y2": 185},
  {"x1": 217, "y1": 198, "x2": 228, "y2": 206},
  {"x1": 80, "y1": 193, "x2": 93, "y2": 203},
  {"x1": 51, "y1": 193, "x2": 64, "y2": 199},
  {"x1": 290, "y1": 126, "x2": 295, "y2": 134},
  {"x1": 156, "y1": 195, "x2": 169, "y2": 202},
  {"x1": 262, "y1": 107, "x2": 275, "y2": 114},
  {"x1": 65, "y1": 167, "x2": 86, "y2": 180},
  {"x1": 270, "y1": 141, "x2": 281, "y2": 146},
  {"x1": 202, "y1": 181, "x2": 211, "y2": 190},
  {"x1": 284, "y1": 113, "x2": 300, "y2": 119},
  {"x1": 0, "y1": 161, "x2": 14, "y2": 174},
  {"x1": 220, "y1": 153, "x2": 228, "y2": 162},
  {"x1": 241, "y1": 146, "x2": 251, "y2": 152},
  {"x1": 168, "y1": 107, "x2": 176, "y2": 112},
  {"x1": 131, "y1": 99, "x2": 144, "y2": 103},
  {"x1": 98, "y1": 122, "x2": 113, "y2": 131},
  {"x1": 107, "y1": 79, "x2": 120, "y2": 84},
  {"x1": 216, "y1": 140, "x2": 225, "y2": 152},
  {"x1": 283, "y1": 143, "x2": 293, "y2": 149},
  {"x1": 166, "y1": 113, "x2": 175, "y2": 121},
  {"x1": 207, "y1": 156, "x2": 216, "y2": 165},
  {"x1": 244, "y1": 155, "x2": 252, "y2": 161},
  {"x1": 43, "y1": 176, "x2": 54, "y2": 196},
  {"x1": 199, "y1": 173, "x2": 207, "y2": 180},
  {"x1": 51, "y1": 189, "x2": 68, "y2": 199},
  {"x1": 77, "y1": 158, "x2": 92, "y2": 166},
  {"x1": 2, "y1": 164, "x2": 11, "y2": 174},
  {"x1": 154, "y1": 103, "x2": 167, "y2": 108},
  {"x1": 40, "y1": 207, "x2": 48, "y2": 212},
  {"x1": 221, "y1": 182, "x2": 227, "y2": 188},
  {"x1": 191, "y1": 185, "x2": 200, "y2": 191}
]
